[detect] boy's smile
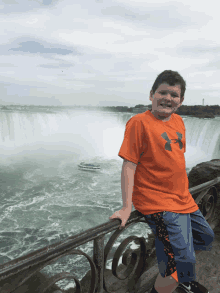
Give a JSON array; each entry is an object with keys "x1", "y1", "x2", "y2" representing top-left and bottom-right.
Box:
[{"x1": 149, "y1": 83, "x2": 184, "y2": 122}]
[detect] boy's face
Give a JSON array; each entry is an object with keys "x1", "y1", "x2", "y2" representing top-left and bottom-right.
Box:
[{"x1": 149, "y1": 83, "x2": 184, "y2": 121}]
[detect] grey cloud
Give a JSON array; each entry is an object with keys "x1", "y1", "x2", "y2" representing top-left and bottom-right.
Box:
[
  {"x1": 0, "y1": 0, "x2": 60, "y2": 14},
  {"x1": 9, "y1": 41, "x2": 75, "y2": 55},
  {"x1": 204, "y1": 59, "x2": 220, "y2": 69},
  {"x1": 99, "y1": 2, "x2": 211, "y2": 29},
  {"x1": 0, "y1": 81, "x2": 47, "y2": 103},
  {"x1": 108, "y1": 61, "x2": 135, "y2": 72},
  {"x1": 0, "y1": 63, "x2": 17, "y2": 67},
  {"x1": 39, "y1": 63, "x2": 74, "y2": 69},
  {"x1": 176, "y1": 44, "x2": 220, "y2": 56},
  {"x1": 101, "y1": 6, "x2": 151, "y2": 21},
  {"x1": 0, "y1": 37, "x2": 81, "y2": 56},
  {"x1": 64, "y1": 76, "x2": 148, "y2": 92},
  {"x1": 174, "y1": 44, "x2": 220, "y2": 70},
  {"x1": 42, "y1": 0, "x2": 54, "y2": 5}
]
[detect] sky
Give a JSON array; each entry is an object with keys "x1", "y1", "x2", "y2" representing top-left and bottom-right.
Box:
[{"x1": 1, "y1": 0, "x2": 220, "y2": 107}]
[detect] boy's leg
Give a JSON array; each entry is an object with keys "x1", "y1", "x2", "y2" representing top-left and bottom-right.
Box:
[
  {"x1": 191, "y1": 209, "x2": 215, "y2": 253},
  {"x1": 144, "y1": 211, "x2": 195, "y2": 292},
  {"x1": 154, "y1": 273, "x2": 179, "y2": 293}
]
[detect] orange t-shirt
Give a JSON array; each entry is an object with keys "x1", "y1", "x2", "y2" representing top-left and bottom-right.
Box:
[{"x1": 118, "y1": 110, "x2": 199, "y2": 215}]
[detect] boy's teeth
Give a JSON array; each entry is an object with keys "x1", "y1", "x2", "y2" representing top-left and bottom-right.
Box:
[{"x1": 161, "y1": 104, "x2": 171, "y2": 107}]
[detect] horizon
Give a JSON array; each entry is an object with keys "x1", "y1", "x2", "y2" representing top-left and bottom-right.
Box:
[{"x1": 0, "y1": 103, "x2": 217, "y2": 107}]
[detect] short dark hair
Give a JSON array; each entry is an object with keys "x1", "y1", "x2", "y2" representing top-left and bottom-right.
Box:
[{"x1": 151, "y1": 70, "x2": 186, "y2": 99}]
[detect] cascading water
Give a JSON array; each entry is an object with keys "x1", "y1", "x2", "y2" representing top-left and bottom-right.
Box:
[
  {"x1": 183, "y1": 116, "x2": 220, "y2": 169},
  {"x1": 0, "y1": 110, "x2": 126, "y2": 160}
]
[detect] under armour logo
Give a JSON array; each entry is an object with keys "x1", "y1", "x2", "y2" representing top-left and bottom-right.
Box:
[{"x1": 161, "y1": 132, "x2": 183, "y2": 151}]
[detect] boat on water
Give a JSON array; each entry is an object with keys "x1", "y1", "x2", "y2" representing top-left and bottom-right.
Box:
[{"x1": 78, "y1": 161, "x2": 101, "y2": 171}]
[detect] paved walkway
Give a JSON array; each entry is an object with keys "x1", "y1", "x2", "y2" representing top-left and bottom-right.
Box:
[{"x1": 191, "y1": 224, "x2": 220, "y2": 293}]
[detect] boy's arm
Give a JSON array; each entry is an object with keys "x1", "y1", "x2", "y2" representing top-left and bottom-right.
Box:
[
  {"x1": 109, "y1": 159, "x2": 137, "y2": 228},
  {"x1": 121, "y1": 159, "x2": 137, "y2": 210}
]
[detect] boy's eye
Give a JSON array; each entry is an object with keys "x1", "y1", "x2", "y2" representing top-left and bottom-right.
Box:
[{"x1": 160, "y1": 91, "x2": 178, "y2": 98}]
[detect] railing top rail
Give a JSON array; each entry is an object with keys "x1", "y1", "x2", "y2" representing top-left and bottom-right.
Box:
[
  {"x1": 189, "y1": 176, "x2": 220, "y2": 195},
  {"x1": 0, "y1": 210, "x2": 143, "y2": 280},
  {"x1": 0, "y1": 176, "x2": 220, "y2": 280}
]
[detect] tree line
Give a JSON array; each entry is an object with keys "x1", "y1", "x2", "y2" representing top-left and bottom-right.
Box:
[
  {"x1": 1, "y1": 104, "x2": 219, "y2": 118},
  {"x1": 99, "y1": 104, "x2": 219, "y2": 118}
]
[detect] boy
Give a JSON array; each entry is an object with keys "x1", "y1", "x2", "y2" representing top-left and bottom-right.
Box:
[{"x1": 109, "y1": 70, "x2": 215, "y2": 293}]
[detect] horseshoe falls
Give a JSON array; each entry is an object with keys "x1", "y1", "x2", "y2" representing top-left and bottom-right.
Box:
[
  {"x1": 0, "y1": 107, "x2": 219, "y2": 291},
  {"x1": 0, "y1": 110, "x2": 126, "y2": 160},
  {"x1": 0, "y1": 110, "x2": 219, "y2": 167},
  {"x1": 183, "y1": 116, "x2": 220, "y2": 169}
]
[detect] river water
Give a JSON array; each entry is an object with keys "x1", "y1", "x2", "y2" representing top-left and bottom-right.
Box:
[{"x1": 0, "y1": 107, "x2": 219, "y2": 290}]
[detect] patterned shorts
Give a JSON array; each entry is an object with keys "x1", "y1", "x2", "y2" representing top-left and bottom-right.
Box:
[{"x1": 144, "y1": 209, "x2": 214, "y2": 283}]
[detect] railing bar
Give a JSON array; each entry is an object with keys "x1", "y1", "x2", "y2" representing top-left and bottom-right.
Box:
[
  {"x1": 189, "y1": 177, "x2": 220, "y2": 195},
  {"x1": 93, "y1": 235, "x2": 104, "y2": 293},
  {"x1": 0, "y1": 213, "x2": 142, "y2": 266},
  {"x1": 0, "y1": 214, "x2": 144, "y2": 279}
]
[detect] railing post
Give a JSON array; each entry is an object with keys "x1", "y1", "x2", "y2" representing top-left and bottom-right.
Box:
[{"x1": 93, "y1": 235, "x2": 105, "y2": 293}]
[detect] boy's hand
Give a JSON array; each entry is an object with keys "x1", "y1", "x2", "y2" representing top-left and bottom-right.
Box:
[{"x1": 109, "y1": 207, "x2": 132, "y2": 229}]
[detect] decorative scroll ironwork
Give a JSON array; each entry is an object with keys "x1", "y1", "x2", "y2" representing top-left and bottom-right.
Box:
[
  {"x1": 196, "y1": 186, "x2": 217, "y2": 221},
  {"x1": 0, "y1": 177, "x2": 219, "y2": 293},
  {"x1": 103, "y1": 220, "x2": 148, "y2": 292},
  {"x1": 0, "y1": 249, "x2": 97, "y2": 293}
]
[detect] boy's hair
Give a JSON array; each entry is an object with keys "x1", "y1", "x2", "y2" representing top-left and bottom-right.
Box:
[{"x1": 151, "y1": 70, "x2": 186, "y2": 99}]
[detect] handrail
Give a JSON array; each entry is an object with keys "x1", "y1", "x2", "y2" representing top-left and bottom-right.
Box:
[
  {"x1": 189, "y1": 176, "x2": 220, "y2": 194},
  {"x1": 0, "y1": 210, "x2": 143, "y2": 279},
  {"x1": 0, "y1": 176, "x2": 220, "y2": 292}
]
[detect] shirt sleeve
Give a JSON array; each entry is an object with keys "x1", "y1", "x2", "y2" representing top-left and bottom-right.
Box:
[
  {"x1": 184, "y1": 126, "x2": 186, "y2": 153},
  {"x1": 179, "y1": 116, "x2": 186, "y2": 153},
  {"x1": 118, "y1": 116, "x2": 144, "y2": 164}
]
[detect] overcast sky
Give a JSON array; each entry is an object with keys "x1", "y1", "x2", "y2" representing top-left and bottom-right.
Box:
[{"x1": 1, "y1": 0, "x2": 220, "y2": 106}]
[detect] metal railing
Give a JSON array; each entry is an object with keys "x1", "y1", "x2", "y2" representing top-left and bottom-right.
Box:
[{"x1": 0, "y1": 177, "x2": 220, "y2": 293}]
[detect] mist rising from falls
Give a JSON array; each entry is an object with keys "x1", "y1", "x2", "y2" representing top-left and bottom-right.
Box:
[
  {"x1": 0, "y1": 109, "x2": 220, "y2": 170},
  {"x1": 0, "y1": 110, "x2": 126, "y2": 161}
]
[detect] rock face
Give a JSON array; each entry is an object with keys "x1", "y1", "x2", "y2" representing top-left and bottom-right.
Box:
[
  {"x1": 188, "y1": 159, "x2": 220, "y2": 226},
  {"x1": 188, "y1": 159, "x2": 220, "y2": 189}
]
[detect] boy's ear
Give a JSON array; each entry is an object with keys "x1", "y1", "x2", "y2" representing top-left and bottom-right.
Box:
[
  {"x1": 177, "y1": 97, "x2": 184, "y2": 108},
  {"x1": 180, "y1": 96, "x2": 184, "y2": 106}
]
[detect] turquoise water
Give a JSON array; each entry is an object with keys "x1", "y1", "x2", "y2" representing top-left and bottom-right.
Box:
[
  {"x1": 0, "y1": 154, "x2": 152, "y2": 290},
  {"x1": 0, "y1": 109, "x2": 220, "y2": 290}
]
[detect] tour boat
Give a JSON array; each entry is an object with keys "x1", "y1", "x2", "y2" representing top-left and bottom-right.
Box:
[{"x1": 78, "y1": 162, "x2": 101, "y2": 171}]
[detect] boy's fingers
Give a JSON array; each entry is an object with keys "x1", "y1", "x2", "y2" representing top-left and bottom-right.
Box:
[
  {"x1": 109, "y1": 215, "x2": 117, "y2": 219},
  {"x1": 109, "y1": 214, "x2": 114, "y2": 218},
  {"x1": 109, "y1": 214, "x2": 116, "y2": 218}
]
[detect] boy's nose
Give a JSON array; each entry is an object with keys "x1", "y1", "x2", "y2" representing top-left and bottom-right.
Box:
[
  {"x1": 164, "y1": 93, "x2": 172, "y2": 100},
  {"x1": 160, "y1": 95, "x2": 174, "y2": 104}
]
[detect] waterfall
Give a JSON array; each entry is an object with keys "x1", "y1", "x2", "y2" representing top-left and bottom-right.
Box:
[{"x1": 0, "y1": 109, "x2": 219, "y2": 170}]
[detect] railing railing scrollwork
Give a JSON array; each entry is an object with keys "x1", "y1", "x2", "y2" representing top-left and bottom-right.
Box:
[{"x1": 0, "y1": 177, "x2": 220, "y2": 293}]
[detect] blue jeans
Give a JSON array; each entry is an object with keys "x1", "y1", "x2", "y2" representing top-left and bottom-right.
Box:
[{"x1": 143, "y1": 208, "x2": 215, "y2": 283}]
